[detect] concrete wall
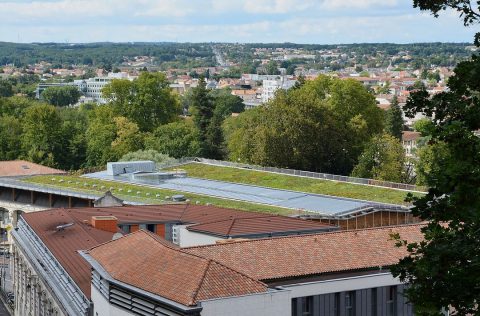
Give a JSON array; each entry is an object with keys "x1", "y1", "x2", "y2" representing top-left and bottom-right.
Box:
[
  {"x1": 200, "y1": 290, "x2": 291, "y2": 316},
  {"x1": 178, "y1": 225, "x2": 223, "y2": 247},
  {"x1": 284, "y1": 272, "x2": 402, "y2": 298}
]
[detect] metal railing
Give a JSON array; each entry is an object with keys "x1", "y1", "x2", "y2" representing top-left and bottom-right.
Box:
[{"x1": 158, "y1": 157, "x2": 426, "y2": 192}]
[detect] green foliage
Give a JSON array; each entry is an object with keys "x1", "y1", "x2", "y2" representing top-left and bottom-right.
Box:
[
  {"x1": 224, "y1": 75, "x2": 384, "y2": 174},
  {"x1": 392, "y1": 55, "x2": 480, "y2": 314},
  {"x1": 351, "y1": 133, "x2": 406, "y2": 182},
  {"x1": 103, "y1": 72, "x2": 180, "y2": 132},
  {"x1": 209, "y1": 88, "x2": 245, "y2": 117},
  {"x1": 25, "y1": 174, "x2": 291, "y2": 215},
  {"x1": 0, "y1": 80, "x2": 13, "y2": 97},
  {"x1": 266, "y1": 60, "x2": 280, "y2": 75},
  {"x1": 385, "y1": 96, "x2": 404, "y2": 139},
  {"x1": 413, "y1": 118, "x2": 435, "y2": 136},
  {"x1": 110, "y1": 116, "x2": 144, "y2": 158},
  {"x1": 0, "y1": 116, "x2": 22, "y2": 160},
  {"x1": 120, "y1": 149, "x2": 175, "y2": 166},
  {"x1": 85, "y1": 106, "x2": 118, "y2": 167},
  {"x1": 191, "y1": 78, "x2": 216, "y2": 158},
  {"x1": 21, "y1": 104, "x2": 63, "y2": 167},
  {"x1": 41, "y1": 86, "x2": 81, "y2": 106},
  {"x1": 145, "y1": 120, "x2": 200, "y2": 158},
  {"x1": 0, "y1": 42, "x2": 214, "y2": 69},
  {"x1": 171, "y1": 163, "x2": 421, "y2": 205}
]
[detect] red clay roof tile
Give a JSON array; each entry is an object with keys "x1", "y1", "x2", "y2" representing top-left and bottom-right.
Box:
[
  {"x1": 186, "y1": 224, "x2": 425, "y2": 281},
  {"x1": 87, "y1": 231, "x2": 267, "y2": 306},
  {"x1": 0, "y1": 160, "x2": 65, "y2": 177}
]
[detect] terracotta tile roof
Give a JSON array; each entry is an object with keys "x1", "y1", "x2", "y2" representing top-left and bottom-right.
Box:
[
  {"x1": 186, "y1": 224, "x2": 425, "y2": 281},
  {"x1": 0, "y1": 160, "x2": 65, "y2": 177},
  {"x1": 402, "y1": 131, "x2": 421, "y2": 142},
  {"x1": 87, "y1": 231, "x2": 267, "y2": 306},
  {"x1": 63, "y1": 204, "x2": 268, "y2": 225},
  {"x1": 21, "y1": 209, "x2": 114, "y2": 297},
  {"x1": 187, "y1": 215, "x2": 334, "y2": 237},
  {"x1": 21, "y1": 204, "x2": 331, "y2": 299}
]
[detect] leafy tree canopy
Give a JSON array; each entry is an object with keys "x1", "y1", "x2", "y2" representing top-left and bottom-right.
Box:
[{"x1": 41, "y1": 85, "x2": 81, "y2": 107}]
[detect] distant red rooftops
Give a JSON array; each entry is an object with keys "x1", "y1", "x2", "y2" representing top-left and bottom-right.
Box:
[{"x1": 0, "y1": 160, "x2": 65, "y2": 177}]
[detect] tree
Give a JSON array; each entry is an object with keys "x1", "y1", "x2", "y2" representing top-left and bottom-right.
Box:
[
  {"x1": 413, "y1": 118, "x2": 435, "y2": 136},
  {"x1": 0, "y1": 116, "x2": 22, "y2": 160},
  {"x1": 21, "y1": 104, "x2": 63, "y2": 167},
  {"x1": 145, "y1": 120, "x2": 200, "y2": 158},
  {"x1": 56, "y1": 106, "x2": 89, "y2": 170},
  {"x1": 385, "y1": 96, "x2": 404, "y2": 140},
  {"x1": 265, "y1": 60, "x2": 280, "y2": 75},
  {"x1": 0, "y1": 80, "x2": 13, "y2": 97},
  {"x1": 41, "y1": 86, "x2": 81, "y2": 107},
  {"x1": 102, "y1": 72, "x2": 180, "y2": 132},
  {"x1": 413, "y1": 0, "x2": 480, "y2": 43},
  {"x1": 351, "y1": 133, "x2": 406, "y2": 182},
  {"x1": 191, "y1": 77, "x2": 215, "y2": 157},
  {"x1": 210, "y1": 88, "x2": 245, "y2": 117},
  {"x1": 85, "y1": 106, "x2": 118, "y2": 167},
  {"x1": 224, "y1": 75, "x2": 384, "y2": 174},
  {"x1": 120, "y1": 150, "x2": 175, "y2": 167},
  {"x1": 110, "y1": 116, "x2": 144, "y2": 158},
  {"x1": 391, "y1": 54, "x2": 480, "y2": 316}
]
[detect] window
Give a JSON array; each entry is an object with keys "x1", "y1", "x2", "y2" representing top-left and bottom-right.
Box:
[
  {"x1": 371, "y1": 288, "x2": 377, "y2": 316},
  {"x1": 345, "y1": 291, "x2": 355, "y2": 316},
  {"x1": 386, "y1": 286, "x2": 397, "y2": 316},
  {"x1": 146, "y1": 224, "x2": 156, "y2": 233},
  {"x1": 301, "y1": 296, "x2": 313, "y2": 316},
  {"x1": 292, "y1": 297, "x2": 313, "y2": 316},
  {"x1": 334, "y1": 292, "x2": 340, "y2": 316}
]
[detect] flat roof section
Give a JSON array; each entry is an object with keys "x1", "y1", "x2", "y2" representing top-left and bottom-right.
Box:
[{"x1": 86, "y1": 171, "x2": 403, "y2": 216}]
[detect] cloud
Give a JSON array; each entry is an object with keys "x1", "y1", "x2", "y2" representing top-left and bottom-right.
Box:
[
  {"x1": 0, "y1": 0, "x2": 474, "y2": 43},
  {"x1": 321, "y1": 0, "x2": 398, "y2": 10},
  {"x1": 243, "y1": 0, "x2": 315, "y2": 14}
]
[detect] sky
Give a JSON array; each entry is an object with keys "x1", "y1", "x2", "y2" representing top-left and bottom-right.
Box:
[{"x1": 0, "y1": 0, "x2": 477, "y2": 44}]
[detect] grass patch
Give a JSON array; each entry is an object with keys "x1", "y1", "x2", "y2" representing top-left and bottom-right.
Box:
[
  {"x1": 23, "y1": 175, "x2": 292, "y2": 215},
  {"x1": 167, "y1": 163, "x2": 422, "y2": 205}
]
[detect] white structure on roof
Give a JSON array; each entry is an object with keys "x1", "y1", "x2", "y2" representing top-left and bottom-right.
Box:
[{"x1": 106, "y1": 161, "x2": 156, "y2": 176}]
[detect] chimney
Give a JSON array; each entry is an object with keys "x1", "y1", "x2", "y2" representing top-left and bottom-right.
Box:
[{"x1": 91, "y1": 216, "x2": 118, "y2": 233}]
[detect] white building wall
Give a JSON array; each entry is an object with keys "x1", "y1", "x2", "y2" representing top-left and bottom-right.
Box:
[
  {"x1": 200, "y1": 290, "x2": 291, "y2": 316},
  {"x1": 284, "y1": 272, "x2": 402, "y2": 298},
  {"x1": 177, "y1": 225, "x2": 224, "y2": 247}
]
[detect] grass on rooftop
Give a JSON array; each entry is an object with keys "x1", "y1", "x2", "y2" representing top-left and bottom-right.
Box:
[
  {"x1": 23, "y1": 175, "x2": 293, "y2": 216},
  {"x1": 166, "y1": 163, "x2": 422, "y2": 205}
]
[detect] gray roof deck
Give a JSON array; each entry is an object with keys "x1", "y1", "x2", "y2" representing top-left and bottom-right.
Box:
[{"x1": 85, "y1": 171, "x2": 405, "y2": 216}]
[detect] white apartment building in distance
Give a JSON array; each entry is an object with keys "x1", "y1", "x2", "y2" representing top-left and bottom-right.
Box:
[
  {"x1": 74, "y1": 72, "x2": 136, "y2": 104},
  {"x1": 262, "y1": 76, "x2": 297, "y2": 102}
]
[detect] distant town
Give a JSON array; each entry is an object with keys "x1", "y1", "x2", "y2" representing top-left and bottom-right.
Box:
[{"x1": 0, "y1": 37, "x2": 478, "y2": 316}]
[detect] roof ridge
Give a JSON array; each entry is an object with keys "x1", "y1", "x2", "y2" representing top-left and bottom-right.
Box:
[
  {"x1": 190, "y1": 259, "x2": 212, "y2": 305},
  {"x1": 191, "y1": 259, "x2": 267, "y2": 305},
  {"x1": 87, "y1": 229, "x2": 146, "y2": 252},
  {"x1": 184, "y1": 222, "x2": 428, "y2": 250},
  {"x1": 179, "y1": 203, "x2": 190, "y2": 221},
  {"x1": 226, "y1": 218, "x2": 236, "y2": 236},
  {"x1": 188, "y1": 214, "x2": 276, "y2": 228}
]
